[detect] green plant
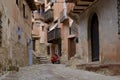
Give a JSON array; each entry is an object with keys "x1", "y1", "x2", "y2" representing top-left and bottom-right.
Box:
[
  {"x1": 7, "y1": 65, "x2": 19, "y2": 72},
  {"x1": 8, "y1": 59, "x2": 12, "y2": 66},
  {"x1": 7, "y1": 59, "x2": 19, "y2": 72}
]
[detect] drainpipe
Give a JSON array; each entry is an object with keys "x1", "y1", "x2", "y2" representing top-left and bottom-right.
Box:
[{"x1": 29, "y1": 39, "x2": 33, "y2": 66}]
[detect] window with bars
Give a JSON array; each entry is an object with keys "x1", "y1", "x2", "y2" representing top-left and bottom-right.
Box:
[{"x1": 0, "y1": 16, "x2": 2, "y2": 46}]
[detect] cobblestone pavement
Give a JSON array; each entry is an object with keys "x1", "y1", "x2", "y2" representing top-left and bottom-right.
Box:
[{"x1": 0, "y1": 64, "x2": 120, "y2": 80}]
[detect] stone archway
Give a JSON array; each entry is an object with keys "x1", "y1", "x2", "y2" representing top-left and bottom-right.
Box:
[{"x1": 88, "y1": 13, "x2": 100, "y2": 62}]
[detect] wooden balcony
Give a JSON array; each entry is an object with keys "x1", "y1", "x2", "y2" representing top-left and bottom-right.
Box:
[
  {"x1": 47, "y1": 28, "x2": 61, "y2": 43},
  {"x1": 25, "y1": 0, "x2": 37, "y2": 10},
  {"x1": 67, "y1": 0, "x2": 97, "y2": 14},
  {"x1": 44, "y1": 9, "x2": 54, "y2": 23},
  {"x1": 33, "y1": 11, "x2": 40, "y2": 20},
  {"x1": 33, "y1": 11, "x2": 45, "y2": 20},
  {"x1": 60, "y1": 9, "x2": 69, "y2": 23}
]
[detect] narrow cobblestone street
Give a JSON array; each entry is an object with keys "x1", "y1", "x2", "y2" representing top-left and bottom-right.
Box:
[{"x1": 0, "y1": 64, "x2": 120, "y2": 80}]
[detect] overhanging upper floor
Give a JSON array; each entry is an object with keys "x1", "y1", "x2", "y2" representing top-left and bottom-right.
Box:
[
  {"x1": 66, "y1": 0, "x2": 97, "y2": 14},
  {"x1": 25, "y1": 0, "x2": 37, "y2": 10}
]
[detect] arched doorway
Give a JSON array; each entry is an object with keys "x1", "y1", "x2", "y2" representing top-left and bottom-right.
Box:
[{"x1": 88, "y1": 13, "x2": 99, "y2": 62}]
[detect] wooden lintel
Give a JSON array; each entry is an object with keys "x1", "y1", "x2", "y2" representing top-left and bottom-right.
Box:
[
  {"x1": 74, "y1": 6, "x2": 87, "y2": 9},
  {"x1": 80, "y1": 0, "x2": 95, "y2": 2},
  {"x1": 73, "y1": 9, "x2": 85, "y2": 11}
]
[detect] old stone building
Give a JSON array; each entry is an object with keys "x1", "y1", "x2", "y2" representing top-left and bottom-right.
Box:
[
  {"x1": 45, "y1": 0, "x2": 64, "y2": 63},
  {"x1": 0, "y1": 0, "x2": 36, "y2": 70},
  {"x1": 32, "y1": 0, "x2": 48, "y2": 58},
  {"x1": 44, "y1": 0, "x2": 120, "y2": 66},
  {"x1": 45, "y1": 0, "x2": 78, "y2": 63},
  {"x1": 66, "y1": 0, "x2": 120, "y2": 65}
]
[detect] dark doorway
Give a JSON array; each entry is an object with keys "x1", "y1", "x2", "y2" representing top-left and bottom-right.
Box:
[
  {"x1": 89, "y1": 13, "x2": 99, "y2": 61},
  {"x1": 68, "y1": 38, "x2": 76, "y2": 60},
  {"x1": 47, "y1": 46, "x2": 50, "y2": 55},
  {"x1": 58, "y1": 43, "x2": 62, "y2": 56},
  {"x1": 32, "y1": 39, "x2": 36, "y2": 51}
]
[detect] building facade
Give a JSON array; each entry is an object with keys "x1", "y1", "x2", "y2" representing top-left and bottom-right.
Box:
[
  {"x1": 32, "y1": 0, "x2": 48, "y2": 58},
  {"x1": 66, "y1": 0, "x2": 120, "y2": 65},
  {"x1": 0, "y1": 0, "x2": 36, "y2": 70},
  {"x1": 45, "y1": 0, "x2": 64, "y2": 62},
  {"x1": 45, "y1": 0, "x2": 78, "y2": 63}
]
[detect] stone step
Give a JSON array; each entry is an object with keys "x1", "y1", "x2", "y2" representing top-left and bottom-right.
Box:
[
  {"x1": 33, "y1": 55, "x2": 50, "y2": 64},
  {"x1": 76, "y1": 63, "x2": 120, "y2": 76}
]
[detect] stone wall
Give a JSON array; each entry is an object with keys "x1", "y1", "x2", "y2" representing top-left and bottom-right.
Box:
[
  {"x1": 77, "y1": 0, "x2": 119, "y2": 63},
  {"x1": 0, "y1": 0, "x2": 32, "y2": 68}
]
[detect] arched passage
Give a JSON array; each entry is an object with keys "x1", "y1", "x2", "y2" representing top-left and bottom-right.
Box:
[{"x1": 88, "y1": 13, "x2": 99, "y2": 61}]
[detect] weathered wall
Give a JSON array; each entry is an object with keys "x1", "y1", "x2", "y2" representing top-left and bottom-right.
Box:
[
  {"x1": 32, "y1": 6, "x2": 48, "y2": 56},
  {"x1": 77, "y1": 0, "x2": 119, "y2": 63},
  {"x1": 0, "y1": 0, "x2": 32, "y2": 67},
  {"x1": 60, "y1": 22, "x2": 69, "y2": 63}
]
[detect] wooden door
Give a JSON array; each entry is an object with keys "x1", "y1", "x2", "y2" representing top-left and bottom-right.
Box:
[{"x1": 68, "y1": 38, "x2": 76, "y2": 60}]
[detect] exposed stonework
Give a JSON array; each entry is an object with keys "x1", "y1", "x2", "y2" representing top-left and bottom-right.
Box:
[
  {"x1": 0, "y1": 0, "x2": 35, "y2": 72},
  {"x1": 76, "y1": 0, "x2": 119, "y2": 63}
]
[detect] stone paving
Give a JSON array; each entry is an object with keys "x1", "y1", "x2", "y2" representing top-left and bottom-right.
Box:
[{"x1": 0, "y1": 64, "x2": 120, "y2": 80}]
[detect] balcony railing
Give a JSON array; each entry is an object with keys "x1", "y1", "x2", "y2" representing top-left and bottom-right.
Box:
[
  {"x1": 44, "y1": 9, "x2": 54, "y2": 23},
  {"x1": 47, "y1": 28, "x2": 61, "y2": 43},
  {"x1": 60, "y1": 9, "x2": 68, "y2": 23}
]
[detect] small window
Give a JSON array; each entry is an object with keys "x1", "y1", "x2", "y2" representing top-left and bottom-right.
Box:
[
  {"x1": 18, "y1": 27, "x2": 21, "y2": 42},
  {"x1": 69, "y1": 27, "x2": 72, "y2": 35},
  {"x1": 47, "y1": 46, "x2": 50, "y2": 55},
  {"x1": 16, "y1": 0, "x2": 19, "y2": 5},
  {"x1": 42, "y1": 26, "x2": 44, "y2": 31},
  {"x1": 32, "y1": 22, "x2": 34, "y2": 30},
  {"x1": 74, "y1": 37, "x2": 79, "y2": 43},
  {"x1": 41, "y1": 4, "x2": 45, "y2": 14},
  {"x1": 23, "y1": 4, "x2": 26, "y2": 18}
]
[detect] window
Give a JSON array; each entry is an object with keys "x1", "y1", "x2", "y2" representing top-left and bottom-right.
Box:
[
  {"x1": 0, "y1": 15, "x2": 2, "y2": 46},
  {"x1": 69, "y1": 27, "x2": 72, "y2": 35},
  {"x1": 41, "y1": 4, "x2": 45, "y2": 14},
  {"x1": 16, "y1": 0, "x2": 19, "y2": 5},
  {"x1": 47, "y1": 46, "x2": 50, "y2": 55},
  {"x1": 42, "y1": 26, "x2": 44, "y2": 31},
  {"x1": 23, "y1": 4, "x2": 26, "y2": 18},
  {"x1": 32, "y1": 22, "x2": 34, "y2": 30},
  {"x1": 18, "y1": 27, "x2": 21, "y2": 42}
]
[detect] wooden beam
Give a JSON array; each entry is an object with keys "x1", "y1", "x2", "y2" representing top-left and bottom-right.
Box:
[
  {"x1": 80, "y1": 0, "x2": 95, "y2": 2},
  {"x1": 76, "y1": 1, "x2": 93, "y2": 5},
  {"x1": 72, "y1": 10, "x2": 83, "y2": 13},
  {"x1": 73, "y1": 9, "x2": 85, "y2": 11},
  {"x1": 76, "y1": 4, "x2": 90, "y2": 7},
  {"x1": 74, "y1": 6, "x2": 87, "y2": 9}
]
